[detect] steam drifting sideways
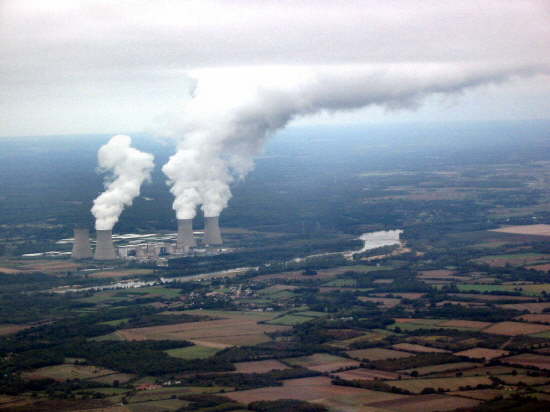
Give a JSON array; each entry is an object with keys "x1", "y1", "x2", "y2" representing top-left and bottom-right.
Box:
[
  {"x1": 91, "y1": 135, "x2": 155, "y2": 230},
  {"x1": 162, "y1": 64, "x2": 547, "y2": 222}
]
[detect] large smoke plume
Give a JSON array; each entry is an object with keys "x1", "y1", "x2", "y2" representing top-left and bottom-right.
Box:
[
  {"x1": 92, "y1": 135, "x2": 154, "y2": 230},
  {"x1": 162, "y1": 64, "x2": 545, "y2": 219}
]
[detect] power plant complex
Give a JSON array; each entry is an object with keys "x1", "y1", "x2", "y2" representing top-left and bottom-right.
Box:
[{"x1": 71, "y1": 217, "x2": 223, "y2": 261}]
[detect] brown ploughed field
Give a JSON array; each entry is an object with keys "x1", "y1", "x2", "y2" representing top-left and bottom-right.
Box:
[
  {"x1": 455, "y1": 347, "x2": 509, "y2": 361},
  {"x1": 232, "y1": 359, "x2": 289, "y2": 374},
  {"x1": 367, "y1": 394, "x2": 480, "y2": 412},
  {"x1": 501, "y1": 353, "x2": 550, "y2": 370},
  {"x1": 392, "y1": 343, "x2": 450, "y2": 353},
  {"x1": 483, "y1": 321, "x2": 550, "y2": 336}
]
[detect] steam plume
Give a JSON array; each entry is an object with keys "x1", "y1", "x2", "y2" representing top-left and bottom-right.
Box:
[
  {"x1": 162, "y1": 64, "x2": 546, "y2": 219},
  {"x1": 92, "y1": 135, "x2": 154, "y2": 230}
]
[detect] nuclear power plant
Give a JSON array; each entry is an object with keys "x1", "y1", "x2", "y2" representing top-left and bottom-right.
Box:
[
  {"x1": 94, "y1": 229, "x2": 117, "y2": 260},
  {"x1": 177, "y1": 219, "x2": 197, "y2": 251},
  {"x1": 71, "y1": 228, "x2": 92, "y2": 259},
  {"x1": 68, "y1": 215, "x2": 224, "y2": 262},
  {"x1": 204, "y1": 216, "x2": 223, "y2": 245}
]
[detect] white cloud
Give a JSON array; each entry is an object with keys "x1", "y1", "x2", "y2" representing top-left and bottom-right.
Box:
[{"x1": 0, "y1": 0, "x2": 549, "y2": 136}]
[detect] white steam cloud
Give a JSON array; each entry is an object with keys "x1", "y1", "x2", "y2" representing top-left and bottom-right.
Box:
[
  {"x1": 92, "y1": 135, "x2": 155, "y2": 230},
  {"x1": 162, "y1": 63, "x2": 547, "y2": 219}
]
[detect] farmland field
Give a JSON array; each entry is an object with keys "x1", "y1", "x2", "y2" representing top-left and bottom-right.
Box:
[
  {"x1": 22, "y1": 364, "x2": 121, "y2": 381},
  {"x1": 346, "y1": 347, "x2": 413, "y2": 361},
  {"x1": 437, "y1": 320, "x2": 492, "y2": 329},
  {"x1": 448, "y1": 389, "x2": 506, "y2": 401},
  {"x1": 90, "y1": 269, "x2": 154, "y2": 278},
  {"x1": 367, "y1": 394, "x2": 480, "y2": 412},
  {"x1": 473, "y1": 253, "x2": 550, "y2": 267},
  {"x1": 226, "y1": 376, "x2": 407, "y2": 410},
  {"x1": 455, "y1": 347, "x2": 509, "y2": 361},
  {"x1": 399, "y1": 362, "x2": 480, "y2": 376},
  {"x1": 283, "y1": 353, "x2": 360, "y2": 372},
  {"x1": 118, "y1": 310, "x2": 289, "y2": 347},
  {"x1": 0, "y1": 324, "x2": 29, "y2": 336},
  {"x1": 392, "y1": 343, "x2": 450, "y2": 353},
  {"x1": 516, "y1": 314, "x2": 550, "y2": 323},
  {"x1": 165, "y1": 345, "x2": 220, "y2": 360},
  {"x1": 359, "y1": 296, "x2": 401, "y2": 308},
  {"x1": 233, "y1": 359, "x2": 289, "y2": 373},
  {"x1": 483, "y1": 321, "x2": 550, "y2": 336},
  {"x1": 499, "y1": 302, "x2": 550, "y2": 313},
  {"x1": 501, "y1": 353, "x2": 550, "y2": 370},
  {"x1": 335, "y1": 368, "x2": 402, "y2": 381},
  {"x1": 387, "y1": 376, "x2": 493, "y2": 393},
  {"x1": 266, "y1": 314, "x2": 315, "y2": 325},
  {"x1": 490, "y1": 224, "x2": 550, "y2": 237}
]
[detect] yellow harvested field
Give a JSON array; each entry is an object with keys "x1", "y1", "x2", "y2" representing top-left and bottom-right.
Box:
[
  {"x1": 392, "y1": 343, "x2": 450, "y2": 353},
  {"x1": 118, "y1": 311, "x2": 290, "y2": 347},
  {"x1": 455, "y1": 347, "x2": 509, "y2": 361},
  {"x1": 19, "y1": 260, "x2": 81, "y2": 274},
  {"x1": 490, "y1": 224, "x2": 550, "y2": 237},
  {"x1": 483, "y1": 321, "x2": 550, "y2": 336}
]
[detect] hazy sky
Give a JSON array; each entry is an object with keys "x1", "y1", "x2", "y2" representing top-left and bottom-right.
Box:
[{"x1": 1, "y1": 0, "x2": 549, "y2": 137}]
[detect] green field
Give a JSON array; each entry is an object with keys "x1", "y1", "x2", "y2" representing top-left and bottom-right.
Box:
[
  {"x1": 165, "y1": 345, "x2": 221, "y2": 360},
  {"x1": 389, "y1": 319, "x2": 443, "y2": 332},
  {"x1": 352, "y1": 265, "x2": 392, "y2": 272},
  {"x1": 323, "y1": 278, "x2": 357, "y2": 287},
  {"x1": 134, "y1": 286, "x2": 182, "y2": 297},
  {"x1": 99, "y1": 317, "x2": 129, "y2": 326},
  {"x1": 294, "y1": 311, "x2": 326, "y2": 318},
  {"x1": 267, "y1": 314, "x2": 314, "y2": 326},
  {"x1": 456, "y1": 284, "x2": 515, "y2": 293}
]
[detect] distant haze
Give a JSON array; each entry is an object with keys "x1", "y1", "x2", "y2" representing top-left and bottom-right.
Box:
[{"x1": 1, "y1": 0, "x2": 550, "y2": 136}]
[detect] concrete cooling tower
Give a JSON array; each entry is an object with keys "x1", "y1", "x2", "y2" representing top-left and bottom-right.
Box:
[
  {"x1": 71, "y1": 228, "x2": 92, "y2": 259},
  {"x1": 94, "y1": 230, "x2": 117, "y2": 260},
  {"x1": 177, "y1": 219, "x2": 196, "y2": 251},
  {"x1": 204, "y1": 216, "x2": 223, "y2": 245}
]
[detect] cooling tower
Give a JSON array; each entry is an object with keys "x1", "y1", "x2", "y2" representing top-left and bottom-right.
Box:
[
  {"x1": 204, "y1": 216, "x2": 223, "y2": 245},
  {"x1": 177, "y1": 219, "x2": 196, "y2": 251},
  {"x1": 94, "y1": 230, "x2": 116, "y2": 260},
  {"x1": 71, "y1": 228, "x2": 92, "y2": 259}
]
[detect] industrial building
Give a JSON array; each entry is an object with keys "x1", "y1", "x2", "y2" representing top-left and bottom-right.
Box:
[{"x1": 69, "y1": 217, "x2": 225, "y2": 263}]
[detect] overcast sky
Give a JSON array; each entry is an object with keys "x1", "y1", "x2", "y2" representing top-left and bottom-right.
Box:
[{"x1": 1, "y1": 0, "x2": 549, "y2": 137}]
